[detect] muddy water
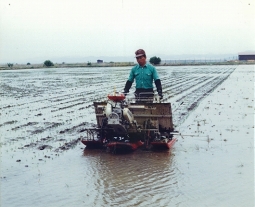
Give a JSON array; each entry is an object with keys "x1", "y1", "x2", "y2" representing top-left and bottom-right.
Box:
[{"x1": 0, "y1": 65, "x2": 254, "y2": 206}]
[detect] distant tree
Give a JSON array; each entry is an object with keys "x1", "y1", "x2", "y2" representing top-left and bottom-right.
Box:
[
  {"x1": 27, "y1": 62, "x2": 31, "y2": 65},
  {"x1": 149, "y1": 56, "x2": 161, "y2": 65},
  {"x1": 7, "y1": 63, "x2": 13, "y2": 67},
  {"x1": 44, "y1": 60, "x2": 54, "y2": 67},
  {"x1": 87, "y1": 61, "x2": 91, "y2": 66}
]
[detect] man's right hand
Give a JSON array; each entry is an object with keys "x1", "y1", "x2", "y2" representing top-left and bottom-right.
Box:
[{"x1": 123, "y1": 91, "x2": 128, "y2": 96}]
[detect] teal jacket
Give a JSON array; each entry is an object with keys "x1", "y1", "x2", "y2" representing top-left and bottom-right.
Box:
[{"x1": 128, "y1": 63, "x2": 159, "y2": 89}]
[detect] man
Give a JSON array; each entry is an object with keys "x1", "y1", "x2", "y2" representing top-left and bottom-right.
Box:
[{"x1": 123, "y1": 49, "x2": 163, "y2": 101}]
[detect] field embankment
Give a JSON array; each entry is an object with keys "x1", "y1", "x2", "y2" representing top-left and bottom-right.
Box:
[{"x1": 0, "y1": 61, "x2": 254, "y2": 70}]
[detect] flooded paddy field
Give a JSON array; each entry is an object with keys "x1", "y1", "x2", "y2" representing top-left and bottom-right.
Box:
[{"x1": 0, "y1": 65, "x2": 254, "y2": 206}]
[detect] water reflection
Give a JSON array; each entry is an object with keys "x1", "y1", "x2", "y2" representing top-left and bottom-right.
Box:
[{"x1": 82, "y1": 149, "x2": 177, "y2": 207}]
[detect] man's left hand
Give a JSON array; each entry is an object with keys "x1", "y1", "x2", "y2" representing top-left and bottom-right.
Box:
[{"x1": 158, "y1": 93, "x2": 163, "y2": 99}]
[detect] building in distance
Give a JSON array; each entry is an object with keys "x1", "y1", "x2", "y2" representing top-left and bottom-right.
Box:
[{"x1": 238, "y1": 52, "x2": 255, "y2": 61}]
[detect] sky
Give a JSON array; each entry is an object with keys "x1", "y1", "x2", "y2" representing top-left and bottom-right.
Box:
[{"x1": 0, "y1": 0, "x2": 254, "y2": 63}]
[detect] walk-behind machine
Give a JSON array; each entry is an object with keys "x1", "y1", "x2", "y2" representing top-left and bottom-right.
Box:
[{"x1": 81, "y1": 91, "x2": 176, "y2": 153}]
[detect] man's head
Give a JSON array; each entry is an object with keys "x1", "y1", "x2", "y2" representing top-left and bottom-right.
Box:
[{"x1": 135, "y1": 49, "x2": 146, "y2": 66}]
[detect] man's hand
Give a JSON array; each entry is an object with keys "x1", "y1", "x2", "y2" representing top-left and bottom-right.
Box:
[
  {"x1": 123, "y1": 90, "x2": 128, "y2": 96},
  {"x1": 158, "y1": 93, "x2": 163, "y2": 99}
]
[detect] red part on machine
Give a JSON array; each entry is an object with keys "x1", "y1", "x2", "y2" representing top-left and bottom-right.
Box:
[{"x1": 107, "y1": 92, "x2": 125, "y2": 102}]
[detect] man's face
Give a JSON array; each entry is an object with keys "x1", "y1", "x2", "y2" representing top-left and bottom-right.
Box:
[{"x1": 136, "y1": 55, "x2": 146, "y2": 66}]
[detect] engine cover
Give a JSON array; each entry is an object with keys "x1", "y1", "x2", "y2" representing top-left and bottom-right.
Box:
[{"x1": 107, "y1": 112, "x2": 127, "y2": 135}]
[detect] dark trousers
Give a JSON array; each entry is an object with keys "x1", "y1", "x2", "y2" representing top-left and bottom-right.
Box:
[{"x1": 135, "y1": 88, "x2": 154, "y2": 102}]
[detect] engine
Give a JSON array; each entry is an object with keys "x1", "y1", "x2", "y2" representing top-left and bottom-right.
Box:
[{"x1": 103, "y1": 102, "x2": 135, "y2": 135}]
